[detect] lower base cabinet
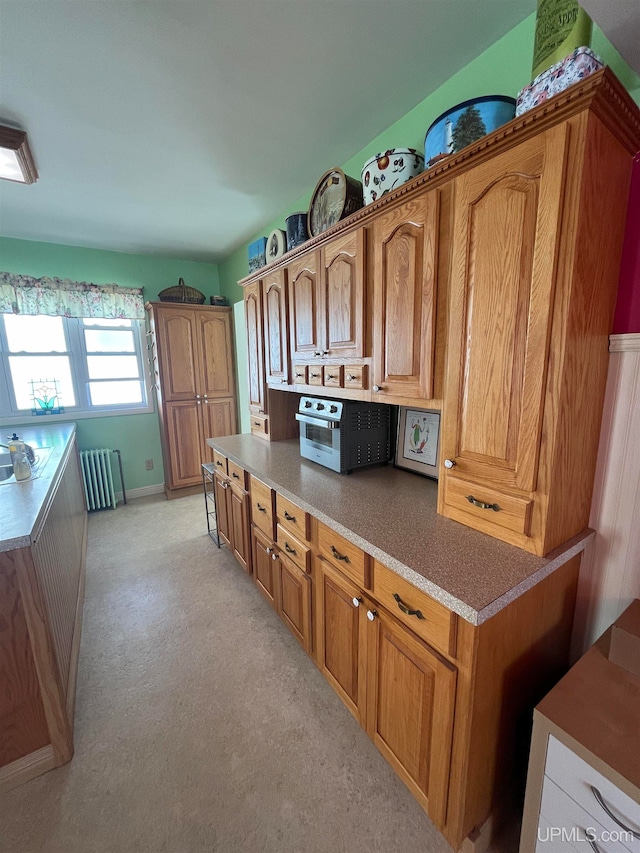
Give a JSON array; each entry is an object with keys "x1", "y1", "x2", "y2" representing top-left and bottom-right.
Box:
[
  {"x1": 251, "y1": 525, "x2": 312, "y2": 652},
  {"x1": 211, "y1": 449, "x2": 583, "y2": 851},
  {"x1": 316, "y1": 558, "x2": 457, "y2": 828}
]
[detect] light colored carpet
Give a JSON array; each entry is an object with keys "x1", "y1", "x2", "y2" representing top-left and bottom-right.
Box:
[{"x1": 0, "y1": 494, "x2": 520, "y2": 852}]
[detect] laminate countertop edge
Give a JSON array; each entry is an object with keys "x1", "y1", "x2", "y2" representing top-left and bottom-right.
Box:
[
  {"x1": 207, "y1": 435, "x2": 592, "y2": 625},
  {"x1": 0, "y1": 423, "x2": 77, "y2": 552}
]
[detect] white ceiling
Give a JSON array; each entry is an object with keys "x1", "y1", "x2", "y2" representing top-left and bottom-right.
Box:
[{"x1": 0, "y1": 1, "x2": 637, "y2": 264}]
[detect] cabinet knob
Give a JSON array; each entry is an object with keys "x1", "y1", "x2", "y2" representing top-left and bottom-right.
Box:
[
  {"x1": 197, "y1": 400, "x2": 201, "y2": 405},
  {"x1": 326, "y1": 374, "x2": 335, "y2": 380},
  {"x1": 196, "y1": 394, "x2": 201, "y2": 399},
  {"x1": 271, "y1": 552, "x2": 279, "y2": 561},
  {"x1": 372, "y1": 385, "x2": 383, "y2": 393},
  {"x1": 313, "y1": 351, "x2": 321, "y2": 357},
  {"x1": 266, "y1": 547, "x2": 273, "y2": 555},
  {"x1": 444, "y1": 459, "x2": 456, "y2": 469},
  {"x1": 346, "y1": 374, "x2": 356, "y2": 381},
  {"x1": 366, "y1": 609, "x2": 378, "y2": 622},
  {"x1": 323, "y1": 350, "x2": 329, "y2": 356},
  {"x1": 352, "y1": 596, "x2": 363, "y2": 608}
]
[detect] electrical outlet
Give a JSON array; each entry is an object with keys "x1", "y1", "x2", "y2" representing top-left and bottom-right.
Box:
[{"x1": 145, "y1": 459, "x2": 154, "y2": 471}]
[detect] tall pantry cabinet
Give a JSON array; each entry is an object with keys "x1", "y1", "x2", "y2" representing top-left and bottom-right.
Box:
[{"x1": 146, "y1": 302, "x2": 238, "y2": 497}]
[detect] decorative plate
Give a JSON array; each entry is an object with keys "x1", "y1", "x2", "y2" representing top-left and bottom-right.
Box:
[
  {"x1": 266, "y1": 228, "x2": 287, "y2": 262},
  {"x1": 307, "y1": 167, "x2": 363, "y2": 237}
]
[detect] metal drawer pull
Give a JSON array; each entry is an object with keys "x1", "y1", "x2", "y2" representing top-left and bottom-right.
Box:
[
  {"x1": 392, "y1": 593, "x2": 425, "y2": 620},
  {"x1": 591, "y1": 786, "x2": 640, "y2": 839},
  {"x1": 253, "y1": 421, "x2": 261, "y2": 427},
  {"x1": 284, "y1": 511, "x2": 296, "y2": 522},
  {"x1": 311, "y1": 372, "x2": 320, "y2": 378},
  {"x1": 232, "y1": 472, "x2": 240, "y2": 479},
  {"x1": 582, "y1": 829, "x2": 601, "y2": 853},
  {"x1": 330, "y1": 545, "x2": 350, "y2": 563},
  {"x1": 284, "y1": 542, "x2": 297, "y2": 555},
  {"x1": 216, "y1": 460, "x2": 223, "y2": 467},
  {"x1": 466, "y1": 495, "x2": 500, "y2": 512},
  {"x1": 256, "y1": 503, "x2": 267, "y2": 513}
]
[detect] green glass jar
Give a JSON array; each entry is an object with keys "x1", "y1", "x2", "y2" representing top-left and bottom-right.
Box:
[{"x1": 532, "y1": 0, "x2": 593, "y2": 79}]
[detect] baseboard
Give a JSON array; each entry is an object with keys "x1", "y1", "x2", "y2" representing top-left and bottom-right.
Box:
[
  {"x1": 115, "y1": 484, "x2": 165, "y2": 502},
  {"x1": 0, "y1": 745, "x2": 56, "y2": 793}
]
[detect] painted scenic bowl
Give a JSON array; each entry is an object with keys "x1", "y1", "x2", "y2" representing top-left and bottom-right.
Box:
[
  {"x1": 361, "y1": 148, "x2": 424, "y2": 204},
  {"x1": 424, "y1": 95, "x2": 516, "y2": 168}
]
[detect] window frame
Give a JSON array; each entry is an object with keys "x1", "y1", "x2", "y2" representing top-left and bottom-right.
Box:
[{"x1": 0, "y1": 314, "x2": 154, "y2": 423}]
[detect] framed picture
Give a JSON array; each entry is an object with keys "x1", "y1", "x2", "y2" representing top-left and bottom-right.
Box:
[{"x1": 395, "y1": 407, "x2": 441, "y2": 479}]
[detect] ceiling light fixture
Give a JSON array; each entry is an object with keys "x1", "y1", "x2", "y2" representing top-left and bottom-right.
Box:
[{"x1": 0, "y1": 125, "x2": 38, "y2": 184}]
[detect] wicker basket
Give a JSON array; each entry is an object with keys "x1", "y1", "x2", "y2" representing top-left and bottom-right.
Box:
[{"x1": 158, "y1": 277, "x2": 206, "y2": 304}]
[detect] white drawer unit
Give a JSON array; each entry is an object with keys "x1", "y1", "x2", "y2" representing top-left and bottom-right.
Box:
[
  {"x1": 520, "y1": 600, "x2": 640, "y2": 853},
  {"x1": 544, "y1": 737, "x2": 640, "y2": 853}
]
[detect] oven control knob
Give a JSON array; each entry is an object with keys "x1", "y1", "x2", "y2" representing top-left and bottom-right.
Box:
[
  {"x1": 304, "y1": 400, "x2": 313, "y2": 408},
  {"x1": 329, "y1": 405, "x2": 338, "y2": 413},
  {"x1": 315, "y1": 402, "x2": 325, "y2": 411}
]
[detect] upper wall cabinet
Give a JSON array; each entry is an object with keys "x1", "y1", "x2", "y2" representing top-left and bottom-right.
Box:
[
  {"x1": 371, "y1": 192, "x2": 440, "y2": 405},
  {"x1": 288, "y1": 229, "x2": 366, "y2": 363},
  {"x1": 263, "y1": 268, "x2": 290, "y2": 387},
  {"x1": 440, "y1": 101, "x2": 639, "y2": 555},
  {"x1": 322, "y1": 228, "x2": 366, "y2": 360},
  {"x1": 239, "y1": 69, "x2": 640, "y2": 555},
  {"x1": 244, "y1": 281, "x2": 266, "y2": 415}
]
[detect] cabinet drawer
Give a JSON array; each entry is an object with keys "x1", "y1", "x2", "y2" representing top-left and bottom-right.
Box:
[
  {"x1": 323, "y1": 365, "x2": 343, "y2": 387},
  {"x1": 317, "y1": 522, "x2": 369, "y2": 588},
  {"x1": 308, "y1": 366, "x2": 323, "y2": 386},
  {"x1": 250, "y1": 414, "x2": 269, "y2": 437},
  {"x1": 292, "y1": 365, "x2": 308, "y2": 384},
  {"x1": 276, "y1": 494, "x2": 310, "y2": 541},
  {"x1": 445, "y1": 476, "x2": 533, "y2": 536},
  {"x1": 538, "y1": 776, "x2": 626, "y2": 853},
  {"x1": 545, "y1": 736, "x2": 640, "y2": 850},
  {"x1": 276, "y1": 524, "x2": 311, "y2": 573},
  {"x1": 212, "y1": 450, "x2": 227, "y2": 474},
  {"x1": 227, "y1": 460, "x2": 247, "y2": 487},
  {"x1": 372, "y1": 561, "x2": 456, "y2": 658},
  {"x1": 250, "y1": 476, "x2": 275, "y2": 538},
  {"x1": 344, "y1": 365, "x2": 367, "y2": 390}
]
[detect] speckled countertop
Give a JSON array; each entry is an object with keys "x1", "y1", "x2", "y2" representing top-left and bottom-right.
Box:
[
  {"x1": 0, "y1": 422, "x2": 77, "y2": 552},
  {"x1": 208, "y1": 434, "x2": 593, "y2": 626}
]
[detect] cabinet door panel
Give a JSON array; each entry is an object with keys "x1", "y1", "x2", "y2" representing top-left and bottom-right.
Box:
[
  {"x1": 289, "y1": 252, "x2": 321, "y2": 359},
  {"x1": 165, "y1": 401, "x2": 204, "y2": 487},
  {"x1": 372, "y1": 193, "x2": 439, "y2": 401},
  {"x1": 229, "y1": 483, "x2": 251, "y2": 573},
  {"x1": 317, "y1": 561, "x2": 366, "y2": 724},
  {"x1": 244, "y1": 282, "x2": 266, "y2": 413},
  {"x1": 324, "y1": 228, "x2": 365, "y2": 358},
  {"x1": 156, "y1": 310, "x2": 199, "y2": 400},
  {"x1": 277, "y1": 555, "x2": 312, "y2": 653},
  {"x1": 201, "y1": 399, "x2": 236, "y2": 465},
  {"x1": 264, "y1": 269, "x2": 290, "y2": 385},
  {"x1": 252, "y1": 526, "x2": 276, "y2": 604},
  {"x1": 367, "y1": 610, "x2": 457, "y2": 829},
  {"x1": 198, "y1": 312, "x2": 235, "y2": 398},
  {"x1": 213, "y1": 472, "x2": 231, "y2": 548},
  {"x1": 443, "y1": 125, "x2": 568, "y2": 493}
]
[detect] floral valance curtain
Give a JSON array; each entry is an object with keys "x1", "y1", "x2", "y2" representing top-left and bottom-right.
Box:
[{"x1": 0, "y1": 272, "x2": 145, "y2": 319}]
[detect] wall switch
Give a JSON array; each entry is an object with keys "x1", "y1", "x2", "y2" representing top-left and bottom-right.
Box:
[{"x1": 145, "y1": 459, "x2": 154, "y2": 470}]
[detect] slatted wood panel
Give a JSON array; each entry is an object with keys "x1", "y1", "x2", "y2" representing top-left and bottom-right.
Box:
[{"x1": 31, "y1": 455, "x2": 85, "y2": 693}]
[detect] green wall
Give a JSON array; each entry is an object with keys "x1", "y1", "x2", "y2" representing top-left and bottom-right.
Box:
[
  {"x1": 217, "y1": 13, "x2": 640, "y2": 434},
  {"x1": 0, "y1": 236, "x2": 220, "y2": 491}
]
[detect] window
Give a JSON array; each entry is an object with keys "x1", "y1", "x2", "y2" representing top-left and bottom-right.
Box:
[{"x1": 0, "y1": 314, "x2": 152, "y2": 420}]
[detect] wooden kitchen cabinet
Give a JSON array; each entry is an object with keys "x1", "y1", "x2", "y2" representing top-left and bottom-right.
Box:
[
  {"x1": 213, "y1": 464, "x2": 251, "y2": 574},
  {"x1": 0, "y1": 427, "x2": 87, "y2": 792},
  {"x1": 147, "y1": 302, "x2": 237, "y2": 497},
  {"x1": 252, "y1": 525, "x2": 278, "y2": 604},
  {"x1": 316, "y1": 559, "x2": 367, "y2": 725},
  {"x1": 440, "y1": 97, "x2": 636, "y2": 555},
  {"x1": 243, "y1": 280, "x2": 300, "y2": 441},
  {"x1": 316, "y1": 555, "x2": 458, "y2": 828},
  {"x1": 288, "y1": 228, "x2": 368, "y2": 396},
  {"x1": 263, "y1": 268, "x2": 290, "y2": 387},
  {"x1": 365, "y1": 605, "x2": 457, "y2": 829},
  {"x1": 371, "y1": 191, "x2": 441, "y2": 405}
]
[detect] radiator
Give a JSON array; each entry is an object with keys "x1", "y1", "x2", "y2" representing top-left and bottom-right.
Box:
[{"x1": 79, "y1": 448, "x2": 126, "y2": 511}]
